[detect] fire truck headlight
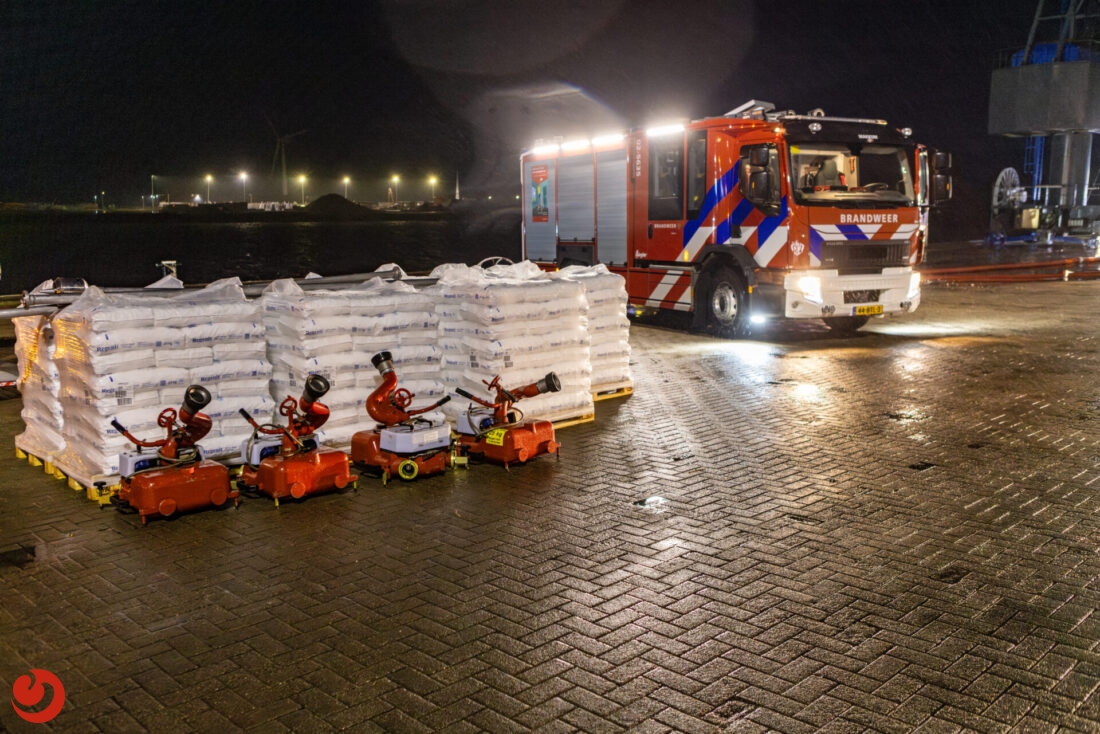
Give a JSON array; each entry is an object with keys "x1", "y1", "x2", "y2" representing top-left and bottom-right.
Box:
[
  {"x1": 797, "y1": 276, "x2": 822, "y2": 304},
  {"x1": 907, "y1": 272, "x2": 921, "y2": 299}
]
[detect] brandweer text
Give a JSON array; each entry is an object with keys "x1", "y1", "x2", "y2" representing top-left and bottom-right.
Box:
[{"x1": 839, "y1": 213, "x2": 899, "y2": 224}]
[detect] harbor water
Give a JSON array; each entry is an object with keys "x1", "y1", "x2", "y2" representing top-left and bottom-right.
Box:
[{"x1": 0, "y1": 209, "x2": 522, "y2": 295}]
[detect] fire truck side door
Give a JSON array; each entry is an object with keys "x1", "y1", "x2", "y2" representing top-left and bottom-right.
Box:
[{"x1": 634, "y1": 130, "x2": 686, "y2": 262}]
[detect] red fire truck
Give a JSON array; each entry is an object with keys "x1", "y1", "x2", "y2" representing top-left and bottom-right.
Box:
[{"x1": 520, "y1": 101, "x2": 951, "y2": 335}]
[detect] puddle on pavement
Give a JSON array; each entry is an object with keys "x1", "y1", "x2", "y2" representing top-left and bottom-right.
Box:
[
  {"x1": 883, "y1": 410, "x2": 928, "y2": 424},
  {"x1": 934, "y1": 566, "x2": 968, "y2": 584},
  {"x1": 919, "y1": 336, "x2": 1009, "y2": 349},
  {"x1": 0, "y1": 545, "x2": 36, "y2": 569},
  {"x1": 633, "y1": 496, "x2": 669, "y2": 513}
]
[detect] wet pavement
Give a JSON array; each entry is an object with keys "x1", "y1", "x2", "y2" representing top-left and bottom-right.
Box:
[{"x1": 2, "y1": 273, "x2": 1100, "y2": 732}]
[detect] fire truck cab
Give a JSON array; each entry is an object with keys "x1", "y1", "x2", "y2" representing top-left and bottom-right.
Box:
[{"x1": 521, "y1": 101, "x2": 951, "y2": 336}]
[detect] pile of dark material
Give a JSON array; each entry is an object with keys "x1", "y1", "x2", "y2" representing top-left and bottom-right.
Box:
[{"x1": 304, "y1": 194, "x2": 378, "y2": 220}]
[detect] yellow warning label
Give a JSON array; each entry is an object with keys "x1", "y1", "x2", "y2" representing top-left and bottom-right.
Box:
[{"x1": 485, "y1": 428, "x2": 507, "y2": 446}]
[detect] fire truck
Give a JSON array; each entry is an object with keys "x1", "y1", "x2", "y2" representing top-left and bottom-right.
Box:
[{"x1": 520, "y1": 101, "x2": 952, "y2": 335}]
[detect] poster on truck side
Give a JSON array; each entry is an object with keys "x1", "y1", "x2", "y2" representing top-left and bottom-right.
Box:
[{"x1": 530, "y1": 165, "x2": 549, "y2": 222}]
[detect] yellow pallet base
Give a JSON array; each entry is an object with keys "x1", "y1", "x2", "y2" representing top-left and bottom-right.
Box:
[
  {"x1": 592, "y1": 384, "x2": 633, "y2": 402},
  {"x1": 16, "y1": 447, "x2": 66, "y2": 480},
  {"x1": 85, "y1": 482, "x2": 120, "y2": 506},
  {"x1": 552, "y1": 412, "x2": 595, "y2": 430},
  {"x1": 16, "y1": 447, "x2": 119, "y2": 501},
  {"x1": 57, "y1": 472, "x2": 119, "y2": 504}
]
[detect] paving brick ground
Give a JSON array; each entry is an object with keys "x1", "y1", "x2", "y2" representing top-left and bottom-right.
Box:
[{"x1": 2, "y1": 276, "x2": 1100, "y2": 732}]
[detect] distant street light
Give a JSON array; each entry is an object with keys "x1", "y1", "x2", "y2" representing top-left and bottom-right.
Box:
[
  {"x1": 239, "y1": 171, "x2": 248, "y2": 202},
  {"x1": 343, "y1": 176, "x2": 350, "y2": 199},
  {"x1": 391, "y1": 174, "x2": 400, "y2": 203},
  {"x1": 428, "y1": 175, "x2": 437, "y2": 201},
  {"x1": 299, "y1": 175, "x2": 307, "y2": 205},
  {"x1": 205, "y1": 174, "x2": 212, "y2": 203},
  {"x1": 150, "y1": 175, "x2": 157, "y2": 206}
]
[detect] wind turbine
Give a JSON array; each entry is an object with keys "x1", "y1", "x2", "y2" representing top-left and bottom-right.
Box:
[{"x1": 266, "y1": 116, "x2": 307, "y2": 199}]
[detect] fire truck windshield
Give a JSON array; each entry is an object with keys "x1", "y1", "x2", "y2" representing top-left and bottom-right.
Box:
[{"x1": 788, "y1": 142, "x2": 915, "y2": 208}]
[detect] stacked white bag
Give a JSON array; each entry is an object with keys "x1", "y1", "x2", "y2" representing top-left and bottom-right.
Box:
[
  {"x1": 550, "y1": 264, "x2": 632, "y2": 391},
  {"x1": 13, "y1": 315, "x2": 65, "y2": 462},
  {"x1": 49, "y1": 278, "x2": 273, "y2": 484},
  {"x1": 431, "y1": 261, "x2": 594, "y2": 424},
  {"x1": 343, "y1": 278, "x2": 446, "y2": 427},
  {"x1": 262, "y1": 278, "x2": 363, "y2": 449},
  {"x1": 261, "y1": 276, "x2": 446, "y2": 448}
]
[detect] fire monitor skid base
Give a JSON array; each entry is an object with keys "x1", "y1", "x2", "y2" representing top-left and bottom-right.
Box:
[
  {"x1": 237, "y1": 374, "x2": 357, "y2": 506},
  {"x1": 351, "y1": 351, "x2": 465, "y2": 484},
  {"x1": 111, "y1": 385, "x2": 236, "y2": 525}
]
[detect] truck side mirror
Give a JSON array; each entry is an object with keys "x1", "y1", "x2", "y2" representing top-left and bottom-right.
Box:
[
  {"x1": 933, "y1": 173, "x2": 952, "y2": 203},
  {"x1": 934, "y1": 150, "x2": 952, "y2": 171},
  {"x1": 749, "y1": 147, "x2": 770, "y2": 167},
  {"x1": 749, "y1": 170, "x2": 772, "y2": 202}
]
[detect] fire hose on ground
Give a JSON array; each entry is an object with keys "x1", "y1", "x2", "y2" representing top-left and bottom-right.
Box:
[{"x1": 920, "y1": 256, "x2": 1100, "y2": 283}]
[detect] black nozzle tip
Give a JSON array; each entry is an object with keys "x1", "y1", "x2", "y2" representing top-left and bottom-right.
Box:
[
  {"x1": 371, "y1": 351, "x2": 393, "y2": 368},
  {"x1": 183, "y1": 384, "x2": 212, "y2": 412},
  {"x1": 540, "y1": 372, "x2": 562, "y2": 393},
  {"x1": 303, "y1": 373, "x2": 330, "y2": 402}
]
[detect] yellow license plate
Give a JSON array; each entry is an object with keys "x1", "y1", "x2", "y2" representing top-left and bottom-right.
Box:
[{"x1": 855, "y1": 304, "x2": 883, "y2": 316}]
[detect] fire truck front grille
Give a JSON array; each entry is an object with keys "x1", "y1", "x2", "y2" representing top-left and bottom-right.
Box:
[
  {"x1": 843, "y1": 290, "x2": 882, "y2": 304},
  {"x1": 820, "y1": 240, "x2": 909, "y2": 274}
]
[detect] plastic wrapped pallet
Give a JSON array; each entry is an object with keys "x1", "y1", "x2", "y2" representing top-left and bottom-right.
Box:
[
  {"x1": 48, "y1": 278, "x2": 273, "y2": 485},
  {"x1": 430, "y1": 261, "x2": 594, "y2": 425},
  {"x1": 13, "y1": 315, "x2": 66, "y2": 462},
  {"x1": 262, "y1": 278, "x2": 358, "y2": 448},
  {"x1": 260, "y1": 277, "x2": 445, "y2": 448},
  {"x1": 344, "y1": 278, "x2": 446, "y2": 438},
  {"x1": 550, "y1": 264, "x2": 632, "y2": 391}
]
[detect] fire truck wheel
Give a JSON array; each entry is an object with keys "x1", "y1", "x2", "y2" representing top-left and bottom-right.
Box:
[
  {"x1": 823, "y1": 316, "x2": 869, "y2": 334},
  {"x1": 699, "y1": 266, "x2": 748, "y2": 338},
  {"x1": 397, "y1": 460, "x2": 419, "y2": 481}
]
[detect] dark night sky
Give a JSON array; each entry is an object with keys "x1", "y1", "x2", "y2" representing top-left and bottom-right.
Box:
[{"x1": 2, "y1": 0, "x2": 1040, "y2": 238}]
